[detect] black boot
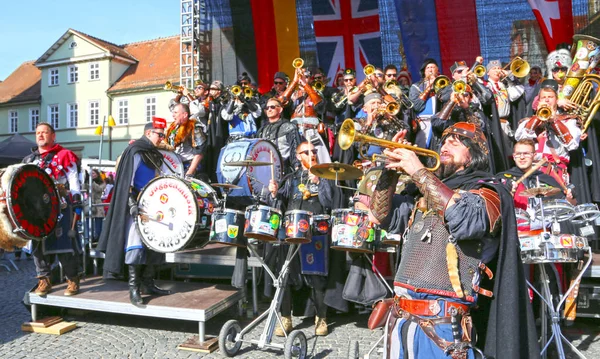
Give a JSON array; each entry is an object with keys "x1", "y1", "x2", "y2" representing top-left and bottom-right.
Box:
[
  {"x1": 128, "y1": 265, "x2": 144, "y2": 307},
  {"x1": 141, "y1": 265, "x2": 171, "y2": 296}
]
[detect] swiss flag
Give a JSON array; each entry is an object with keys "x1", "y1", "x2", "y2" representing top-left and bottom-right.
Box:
[{"x1": 528, "y1": 0, "x2": 574, "y2": 51}]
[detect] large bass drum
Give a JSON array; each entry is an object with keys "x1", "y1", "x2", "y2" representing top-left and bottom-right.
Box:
[
  {"x1": 158, "y1": 150, "x2": 185, "y2": 177},
  {"x1": 136, "y1": 176, "x2": 218, "y2": 253},
  {"x1": 0, "y1": 164, "x2": 61, "y2": 250},
  {"x1": 216, "y1": 139, "x2": 283, "y2": 205}
]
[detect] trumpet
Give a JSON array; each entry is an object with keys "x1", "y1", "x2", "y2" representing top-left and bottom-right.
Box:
[
  {"x1": 384, "y1": 80, "x2": 414, "y2": 109},
  {"x1": 536, "y1": 104, "x2": 553, "y2": 121},
  {"x1": 230, "y1": 85, "x2": 242, "y2": 97},
  {"x1": 500, "y1": 57, "x2": 530, "y2": 79},
  {"x1": 433, "y1": 75, "x2": 451, "y2": 93},
  {"x1": 338, "y1": 119, "x2": 440, "y2": 171},
  {"x1": 452, "y1": 80, "x2": 469, "y2": 95},
  {"x1": 243, "y1": 86, "x2": 254, "y2": 99},
  {"x1": 164, "y1": 81, "x2": 185, "y2": 93},
  {"x1": 364, "y1": 64, "x2": 376, "y2": 76},
  {"x1": 312, "y1": 80, "x2": 325, "y2": 92},
  {"x1": 293, "y1": 58, "x2": 304, "y2": 69}
]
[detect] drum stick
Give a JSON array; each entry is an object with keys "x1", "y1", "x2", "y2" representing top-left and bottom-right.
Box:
[
  {"x1": 513, "y1": 157, "x2": 548, "y2": 189},
  {"x1": 270, "y1": 151, "x2": 275, "y2": 181}
]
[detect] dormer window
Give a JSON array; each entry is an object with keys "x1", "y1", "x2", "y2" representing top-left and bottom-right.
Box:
[{"x1": 69, "y1": 41, "x2": 78, "y2": 49}]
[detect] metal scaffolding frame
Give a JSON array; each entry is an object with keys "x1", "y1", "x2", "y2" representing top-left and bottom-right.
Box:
[{"x1": 180, "y1": 0, "x2": 211, "y2": 89}]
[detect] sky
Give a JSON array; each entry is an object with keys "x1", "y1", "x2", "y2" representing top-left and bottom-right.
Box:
[{"x1": 0, "y1": 0, "x2": 180, "y2": 80}]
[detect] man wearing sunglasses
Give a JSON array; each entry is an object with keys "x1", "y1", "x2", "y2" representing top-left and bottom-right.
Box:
[
  {"x1": 260, "y1": 72, "x2": 293, "y2": 120},
  {"x1": 257, "y1": 98, "x2": 301, "y2": 173},
  {"x1": 530, "y1": 48, "x2": 578, "y2": 113},
  {"x1": 98, "y1": 117, "x2": 172, "y2": 307},
  {"x1": 267, "y1": 141, "x2": 336, "y2": 337}
]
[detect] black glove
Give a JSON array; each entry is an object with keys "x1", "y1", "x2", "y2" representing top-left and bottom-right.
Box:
[
  {"x1": 128, "y1": 195, "x2": 139, "y2": 217},
  {"x1": 225, "y1": 98, "x2": 235, "y2": 114},
  {"x1": 244, "y1": 97, "x2": 259, "y2": 113}
]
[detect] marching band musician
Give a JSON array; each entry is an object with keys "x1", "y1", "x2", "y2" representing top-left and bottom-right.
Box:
[
  {"x1": 186, "y1": 81, "x2": 209, "y2": 121},
  {"x1": 164, "y1": 103, "x2": 207, "y2": 178},
  {"x1": 257, "y1": 98, "x2": 301, "y2": 173},
  {"x1": 24, "y1": 122, "x2": 82, "y2": 297},
  {"x1": 332, "y1": 68, "x2": 361, "y2": 123},
  {"x1": 98, "y1": 118, "x2": 172, "y2": 307},
  {"x1": 220, "y1": 82, "x2": 260, "y2": 140},
  {"x1": 267, "y1": 141, "x2": 338, "y2": 337},
  {"x1": 515, "y1": 79, "x2": 582, "y2": 190},
  {"x1": 439, "y1": 60, "x2": 493, "y2": 107},
  {"x1": 531, "y1": 48, "x2": 577, "y2": 113},
  {"x1": 524, "y1": 65, "x2": 544, "y2": 112},
  {"x1": 204, "y1": 81, "x2": 229, "y2": 182},
  {"x1": 260, "y1": 72, "x2": 293, "y2": 120},
  {"x1": 409, "y1": 58, "x2": 443, "y2": 148},
  {"x1": 368, "y1": 122, "x2": 539, "y2": 359}
]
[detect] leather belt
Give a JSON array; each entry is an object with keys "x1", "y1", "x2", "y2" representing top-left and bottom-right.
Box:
[{"x1": 395, "y1": 296, "x2": 469, "y2": 317}]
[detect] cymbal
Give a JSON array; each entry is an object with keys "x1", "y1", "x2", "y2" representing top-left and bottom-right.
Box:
[
  {"x1": 310, "y1": 162, "x2": 363, "y2": 180},
  {"x1": 212, "y1": 183, "x2": 242, "y2": 190},
  {"x1": 225, "y1": 160, "x2": 273, "y2": 167},
  {"x1": 521, "y1": 186, "x2": 561, "y2": 198}
]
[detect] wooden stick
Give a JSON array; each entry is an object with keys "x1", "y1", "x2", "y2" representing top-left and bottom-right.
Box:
[{"x1": 270, "y1": 151, "x2": 275, "y2": 182}]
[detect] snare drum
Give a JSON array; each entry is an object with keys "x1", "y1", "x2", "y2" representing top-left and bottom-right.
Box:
[
  {"x1": 136, "y1": 176, "x2": 218, "y2": 253},
  {"x1": 536, "y1": 199, "x2": 575, "y2": 222},
  {"x1": 300, "y1": 214, "x2": 331, "y2": 275},
  {"x1": 518, "y1": 230, "x2": 589, "y2": 264},
  {"x1": 217, "y1": 139, "x2": 283, "y2": 205},
  {"x1": 284, "y1": 210, "x2": 313, "y2": 244},
  {"x1": 571, "y1": 203, "x2": 600, "y2": 224},
  {"x1": 331, "y1": 208, "x2": 374, "y2": 253},
  {"x1": 159, "y1": 150, "x2": 185, "y2": 177},
  {"x1": 515, "y1": 208, "x2": 531, "y2": 230},
  {"x1": 0, "y1": 164, "x2": 61, "y2": 250},
  {"x1": 244, "y1": 205, "x2": 282, "y2": 242},
  {"x1": 210, "y1": 209, "x2": 246, "y2": 247}
]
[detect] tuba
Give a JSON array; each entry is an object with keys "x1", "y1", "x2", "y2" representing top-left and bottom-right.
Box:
[
  {"x1": 561, "y1": 35, "x2": 600, "y2": 99},
  {"x1": 569, "y1": 74, "x2": 600, "y2": 132}
]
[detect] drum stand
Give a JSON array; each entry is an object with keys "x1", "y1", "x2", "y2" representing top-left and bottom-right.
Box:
[
  {"x1": 218, "y1": 243, "x2": 308, "y2": 358},
  {"x1": 527, "y1": 248, "x2": 592, "y2": 359}
]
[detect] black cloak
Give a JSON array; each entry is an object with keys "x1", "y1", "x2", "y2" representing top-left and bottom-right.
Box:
[{"x1": 97, "y1": 136, "x2": 160, "y2": 276}]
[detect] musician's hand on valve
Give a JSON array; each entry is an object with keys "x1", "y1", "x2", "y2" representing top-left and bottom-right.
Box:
[
  {"x1": 557, "y1": 98, "x2": 577, "y2": 111},
  {"x1": 383, "y1": 148, "x2": 424, "y2": 176},
  {"x1": 268, "y1": 180, "x2": 278, "y2": 198}
]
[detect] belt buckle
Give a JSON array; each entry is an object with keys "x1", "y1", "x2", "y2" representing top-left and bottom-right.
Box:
[{"x1": 429, "y1": 299, "x2": 442, "y2": 316}]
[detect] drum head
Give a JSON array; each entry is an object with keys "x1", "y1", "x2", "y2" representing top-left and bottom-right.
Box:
[
  {"x1": 137, "y1": 176, "x2": 215, "y2": 253},
  {"x1": 6, "y1": 164, "x2": 61, "y2": 240},
  {"x1": 159, "y1": 150, "x2": 184, "y2": 177},
  {"x1": 571, "y1": 203, "x2": 600, "y2": 224},
  {"x1": 536, "y1": 199, "x2": 575, "y2": 222}
]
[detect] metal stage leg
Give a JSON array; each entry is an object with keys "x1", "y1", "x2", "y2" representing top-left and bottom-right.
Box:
[
  {"x1": 198, "y1": 321, "x2": 205, "y2": 343},
  {"x1": 31, "y1": 303, "x2": 38, "y2": 321},
  {"x1": 252, "y1": 267, "x2": 258, "y2": 316}
]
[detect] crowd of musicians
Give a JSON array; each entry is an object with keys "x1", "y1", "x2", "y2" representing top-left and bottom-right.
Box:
[{"x1": 10, "y1": 37, "x2": 600, "y2": 359}]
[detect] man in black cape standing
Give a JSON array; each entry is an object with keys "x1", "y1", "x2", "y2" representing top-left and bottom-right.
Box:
[
  {"x1": 97, "y1": 117, "x2": 171, "y2": 306},
  {"x1": 369, "y1": 122, "x2": 539, "y2": 358}
]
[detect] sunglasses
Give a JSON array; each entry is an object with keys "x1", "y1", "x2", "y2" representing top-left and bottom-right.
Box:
[
  {"x1": 152, "y1": 131, "x2": 165, "y2": 138},
  {"x1": 344, "y1": 78, "x2": 354, "y2": 82},
  {"x1": 300, "y1": 150, "x2": 318, "y2": 155},
  {"x1": 240, "y1": 82, "x2": 249, "y2": 86},
  {"x1": 314, "y1": 76, "x2": 323, "y2": 80},
  {"x1": 274, "y1": 81, "x2": 286, "y2": 85},
  {"x1": 385, "y1": 73, "x2": 397, "y2": 77},
  {"x1": 375, "y1": 73, "x2": 384, "y2": 78},
  {"x1": 266, "y1": 105, "x2": 281, "y2": 110},
  {"x1": 552, "y1": 67, "x2": 568, "y2": 73}
]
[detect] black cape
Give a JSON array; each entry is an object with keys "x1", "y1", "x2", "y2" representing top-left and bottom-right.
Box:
[
  {"x1": 443, "y1": 170, "x2": 540, "y2": 359},
  {"x1": 97, "y1": 136, "x2": 159, "y2": 276}
]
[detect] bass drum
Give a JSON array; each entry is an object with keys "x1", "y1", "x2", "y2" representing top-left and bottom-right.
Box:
[
  {"x1": 136, "y1": 176, "x2": 218, "y2": 253},
  {"x1": 158, "y1": 150, "x2": 185, "y2": 177},
  {"x1": 216, "y1": 139, "x2": 283, "y2": 205},
  {"x1": 0, "y1": 164, "x2": 61, "y2": 250}
]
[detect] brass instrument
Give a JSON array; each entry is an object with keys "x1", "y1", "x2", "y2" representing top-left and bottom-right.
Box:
[
  {"x1": 433, "y1": 75, "x2": 451, "y2": 93},
  {"x1": 243, "y1": 86, "x2": 255, "y2": 99},
  {"x1": 561, "y1": 35, "x2": 600, "y2": 99},
  {"x1": 452, "y1": 80, "x2": 468, "y2": 95},
  {"x1": 473, "y1": 64, "x2": 486, "y2": 78},
  {"x1": 164, "y1": 81, "x2": 185, "y2": 93},
  {"x1": 384, "y1": 80, "x2": 413, "y2": 109},
  {"x1": 332, "y1": 87, "x2": 358, "y2": 108},
  {"x1": 364, "y1": 64, "x2": 376, "y2": 77},
  {"x1": 230, "y1": 85, "x2": 242, "y2": 97},
  {"x1": 536, "y1": 104, "x2": 553, "y2": 121},
  {"x1": 500, "y1": 57, "x2": 530, "y2": 79},
  {"x1": 312, "y1": 80, "x2": 325, "y2": 92},
  {"x1": 293, "y1": 58, "x2": 304, "y2": 69},
  {"x1": 570, "y1": 74, "x2": 600, "y2": 132},
  {"x1": 338, "y1": 119, "x2": 441, "y2": 171}
]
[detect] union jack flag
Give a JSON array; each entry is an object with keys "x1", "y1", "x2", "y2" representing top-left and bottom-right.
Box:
[{"x1": 312, "y1": 0, "x2": 382, "y2": 84}]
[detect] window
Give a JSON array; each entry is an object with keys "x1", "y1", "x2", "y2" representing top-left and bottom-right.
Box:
[
  {"x1": 89, "y1": 100, "x2": 100, "y2": 125},
  {"x1": 29, "y1": 108, "x2": 40, "y2": 131},
  {"x1": 49, "y1": 68, "x2": 59, "y2": 86},
  {"x1": 145, "y1": 96, "x2": 156, "y2": 122},
  {"x1": 48, "y1": 105, "x2": 59, "y2": 129},
  {"x1": 9, "y1": 111, "x2": 18, "y2": 133},
  {"x1": 118, "y1": 99, "x2": 128, "y2": 124},
  {"x1": 68, "y1": 65, "x2": 78, "y2": 83},
  {"x1": 89, "y1": 62, "x2": 99, "y2": 81},
  {"x1": 69, "y1": 41, "x2": 78, "y2": 49},
  {"x1": 67, "y1": 103, "x2": 78, "y2": 128}
]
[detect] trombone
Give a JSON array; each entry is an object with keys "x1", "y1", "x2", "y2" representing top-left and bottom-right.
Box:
[
  {"x1": 384, "y1": 80, "x2": 414, "y2": 109},
  {"x1": 500, "y1": 57, "x2": 530, "y2": 79},
  {"x1": 338, "y1": 119, "x2": 441, "y2": 171},
  {"x1": 433, "y1": 75, "x2": 451, "y2": 93}
]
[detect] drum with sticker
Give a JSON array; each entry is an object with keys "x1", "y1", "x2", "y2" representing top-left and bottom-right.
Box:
[
  {"x1": 283, "y1": 210, "x2": 313, "y2": 244},
  {"x1": 300, "y1": 214, "x2": 331, "y2": 275},
  {"x1": 136, "y1": 176, "x2": 218, "y2": 253},
  {"x1": 331, "y1": 208, "x2": 374, "y2": 253},
  {"x1": 244, "y1": 205, "x2": 282, "y2": 242},
  {"x1": 210, "y1": 209, "x2": 246, "y2": 247}
]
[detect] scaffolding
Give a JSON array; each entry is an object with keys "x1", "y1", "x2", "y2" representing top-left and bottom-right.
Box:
[{"x1": 180, "y1": 0, "x2": 211, "y2": 89}]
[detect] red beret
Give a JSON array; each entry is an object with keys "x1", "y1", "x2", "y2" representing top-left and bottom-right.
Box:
[{"x1": 152, "y1": 117, "x2": 167, "y2": 129}]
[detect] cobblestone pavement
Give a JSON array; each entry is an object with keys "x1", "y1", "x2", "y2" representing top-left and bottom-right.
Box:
[{"x1": 0, "y1": 253, "x2": 598, "y2": 358}]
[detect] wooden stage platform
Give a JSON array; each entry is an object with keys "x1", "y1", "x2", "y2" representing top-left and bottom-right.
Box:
[{"x1": 24, "y1": 276, "x2": 244, "y2": 343}]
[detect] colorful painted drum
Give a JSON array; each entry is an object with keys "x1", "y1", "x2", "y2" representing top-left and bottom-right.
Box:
[
  {"x1": 283, "y1": 210, "x2": 313, "y2": 244},
  {"x1": 331, "y1": 208, "x2": 374, "y2": 253},
  {"x1": 136, "y1": 176, "x2": 218, "y2": 253},
  {"x1": 210, "y1": 209, "x2": 247, "y2": 247},
  {"x1": 518, "y1": 230, "x2": 589, "y2": 264},
  {"x1": 244, "y1": 205, "x2": 282, "y2": 242},
  {"x1": 300, "y1": 214, "x2": 331, "y2": 276}
]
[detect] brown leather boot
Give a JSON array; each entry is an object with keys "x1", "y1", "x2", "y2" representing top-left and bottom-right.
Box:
[
  {"x1": 64, "y1": 277, "x2": 80, "y2": 296},
  {"x1": 35, "y1": 276, "x2": 52, "y2": 296},
  {"x1": 274, "y1": 315, "x2": 293, "y2": 337},
  {"x1": 315, "y1": 316, "x2": 328, "y2": 336}
]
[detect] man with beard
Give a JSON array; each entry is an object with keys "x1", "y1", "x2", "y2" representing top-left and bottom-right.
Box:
[
  {"x1": 368, "y1": 122, "x2": 539, "y2": 359},
  {"x1": 98, "y1": 118, "x2": 172, "y2": 307},
  {"x1": 23, "y1": 122, "x2": 82, "y2": 296},
  {"x1": 165, "y1": 103, "x2": 207, "y2": 178}
]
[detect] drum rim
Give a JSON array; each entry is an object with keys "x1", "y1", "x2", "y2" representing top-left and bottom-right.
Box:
[
  {"x1": 313, "y1": 214, "x2": 331, "y2": 220},
  {"x1": 246, "y1": 204, "x2": 282, "y2": 216},
  {"x1": 215, "y1": 208, "x2": 245, "y2": 216},
  {"x1": 332, "y1": 208, "x2": 369, "y2": 215},
  {"x1": 284, "y1": 209, "x2": 314, "y2": 216},
  {"x1": 5, "y1": 163, "x2": 61, "y2": 240}
]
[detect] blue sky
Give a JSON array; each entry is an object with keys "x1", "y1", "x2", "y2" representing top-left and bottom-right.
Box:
[{"x1": 0, "y1": 0, "x2": 179, "y2": 80}]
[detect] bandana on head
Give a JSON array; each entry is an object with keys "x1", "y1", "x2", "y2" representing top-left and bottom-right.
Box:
[{"x1": 442, "y1": 122, "x2": 488, "y2": 155}]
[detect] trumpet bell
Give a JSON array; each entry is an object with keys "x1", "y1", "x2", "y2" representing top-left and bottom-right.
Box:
[
  {"x1": 312, "y1": 80, "x2": 325, "y2": 92},
  {"x1": 433, "y1": 75, "x2": 451, "y2": 92},
  {"x1": 164, "y1": 81, "x2": 173, "y2": 91},
  {"x1": 510, "y1": 58, "x2": 530, "y2": 78},
  {"x1": 293, "y1": 58, "x2": 304, "y2": 69},
  {"x1": 473, "y1": 65, "x2": 486, "y2": 78},
  {"x1": 536, "y1": 105, "x2": 552, "y2": 121},
  {"x1": 364, "y1": 64, "x2": 375, "y2": 76},
  {"x1": 452, "y1": 80, "x2": 467, "y2": 94},
  {"x1": 230, "y1": 85, "x2": 242, "y2": 97}
]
